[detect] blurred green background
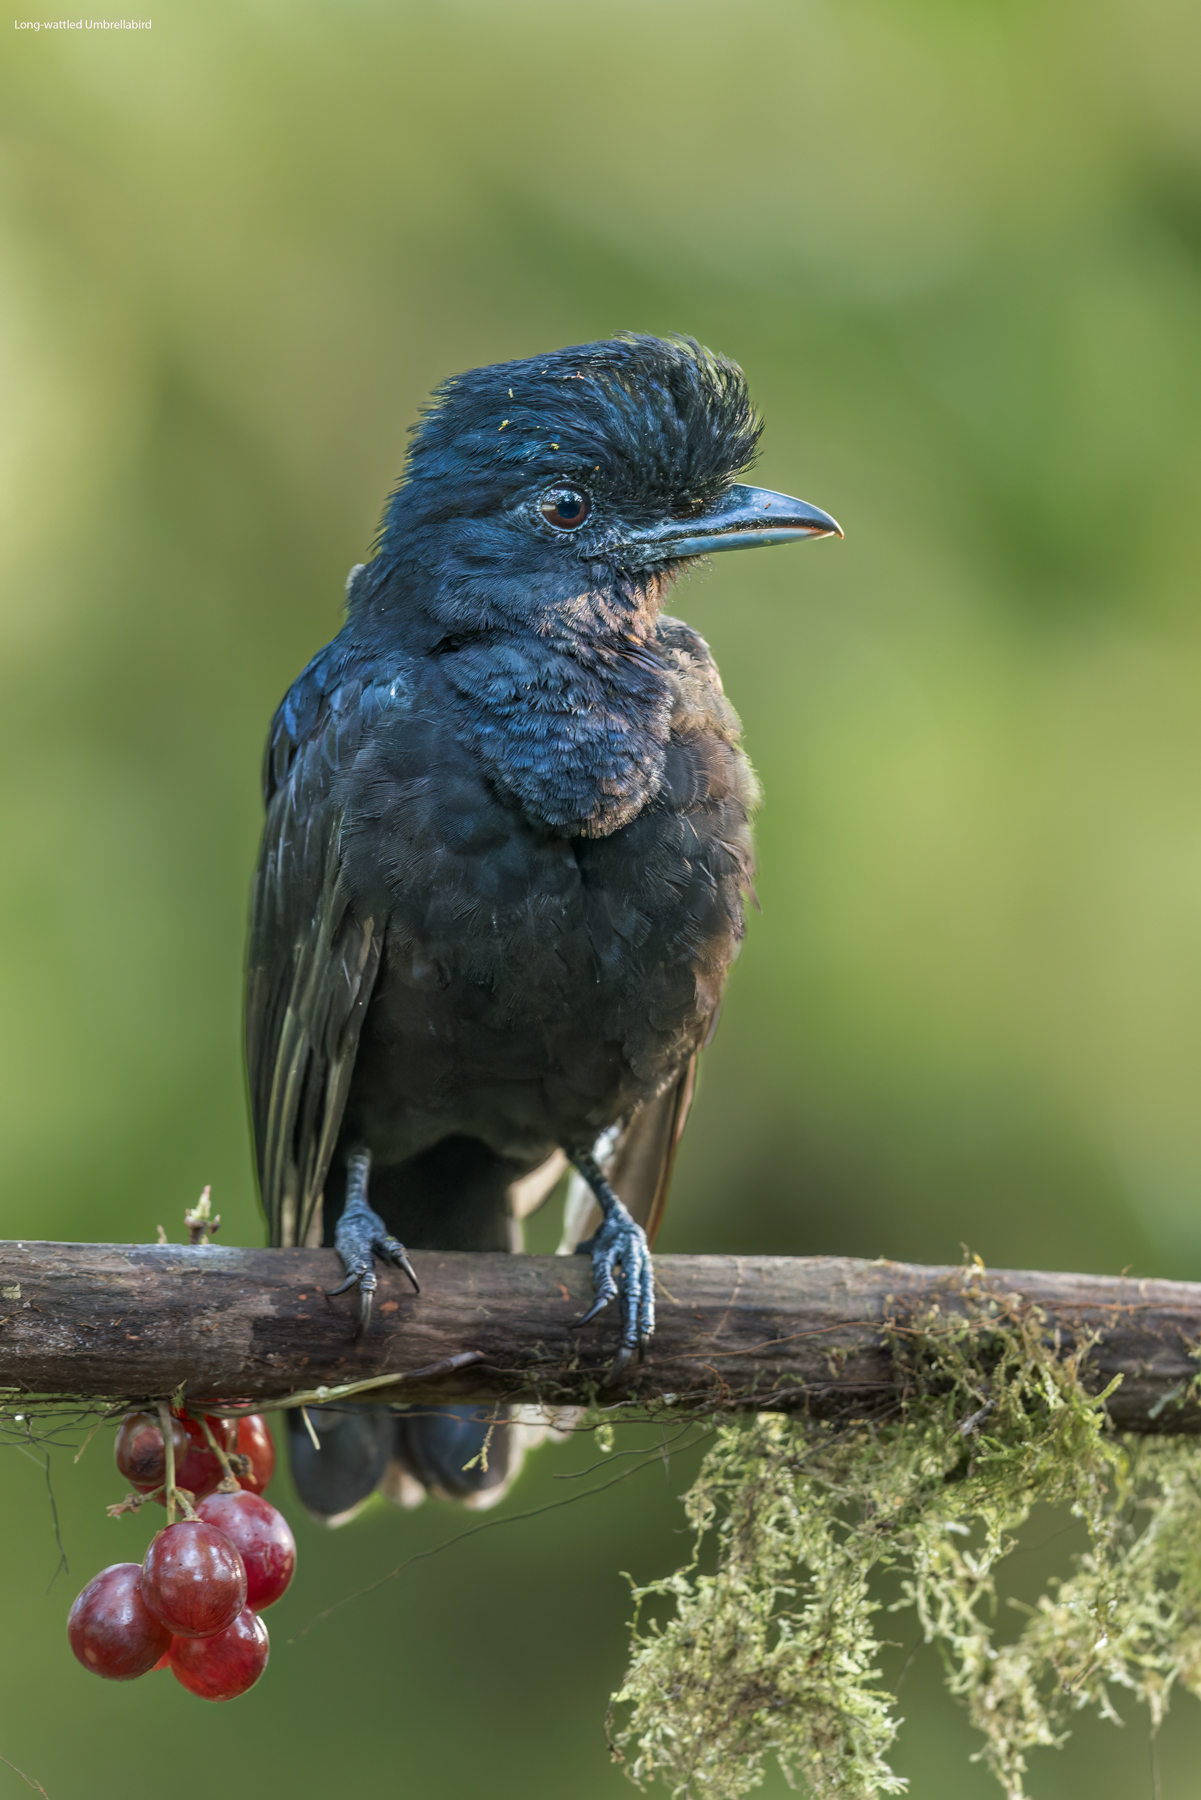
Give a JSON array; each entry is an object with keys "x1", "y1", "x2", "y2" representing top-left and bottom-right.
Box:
[{"x1": 2, "y1": 0, "x2": 1201, "y2": 1793}]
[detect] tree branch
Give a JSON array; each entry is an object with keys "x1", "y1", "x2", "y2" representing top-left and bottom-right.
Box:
[{"x1": 1, "y1": 1242, "x2": 1199, "y2": 1427}]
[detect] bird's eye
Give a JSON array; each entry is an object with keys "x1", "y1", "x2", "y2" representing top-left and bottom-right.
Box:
[{"x1": 540, "y1": 487, "x2": 591, "y2": 530}]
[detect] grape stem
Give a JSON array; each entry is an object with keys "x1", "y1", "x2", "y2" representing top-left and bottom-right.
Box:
[
  {"x1": 106, "y1": 1486, "x2": 162, "y2": 1517},
  {"x1": 158, "y1": 1400, "x2": 177, "y2": 1525},
  {"x1": 156, "y1": 1402, "x2": 199, "y2": 1522},
  {"x1": 198, "y1": 1411, "x2": 249, "y2": 1493}
]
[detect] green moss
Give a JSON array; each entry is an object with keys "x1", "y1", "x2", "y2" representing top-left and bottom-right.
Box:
[{"x1": 610, "y1": 1282, "x2": 1201, "y2": 1798}]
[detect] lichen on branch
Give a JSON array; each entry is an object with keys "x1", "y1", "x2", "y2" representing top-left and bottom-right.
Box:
[{"x1": 610, "y1": 1273, "x2": 1201, "y2": 1798}]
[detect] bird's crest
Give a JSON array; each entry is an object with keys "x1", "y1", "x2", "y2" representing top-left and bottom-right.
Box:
[{"x1": 390, "y1": 333, "x2": 763, "y2": 521}]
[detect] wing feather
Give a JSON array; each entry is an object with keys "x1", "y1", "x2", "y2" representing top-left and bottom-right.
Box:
[
  {"x1": 246, "y1": 666, "x2": 381, "y2": 1248},
  {"x1": 615, "y1": 1052, "x2": 697, "y2": 1246},
  {"x1": 557, "y1": 1055, "x2": 698, "y2": 1253}
]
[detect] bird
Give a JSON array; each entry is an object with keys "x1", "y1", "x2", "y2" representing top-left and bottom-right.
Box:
[{"x1": 245, "y1": 333, "x2": 840, "y2": 1523}]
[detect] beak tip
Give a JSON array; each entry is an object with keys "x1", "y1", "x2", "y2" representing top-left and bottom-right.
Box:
[{"x1": 806, "y1": 507, "x2": 843, "y2": 542}]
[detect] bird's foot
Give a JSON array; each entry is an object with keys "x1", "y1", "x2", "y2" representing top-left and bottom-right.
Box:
[
  {"x1": 570, "y1": 1148, "x2": 654, "y2": 1384},
  {"x1": 327, "y1": 1148, "x2": 419, "y2": 1335},
  {"x1": 328, "y1": 1210, "x2": 419, "y2": 1335}
]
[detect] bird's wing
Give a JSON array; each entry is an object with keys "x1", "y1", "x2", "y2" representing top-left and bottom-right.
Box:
[
  {"x1": 557, "y1": 1056, "x2": 698, "y2": 1253},
  {"x1": 246, "y1": 655, "x2": 382, "y2": 1249},
  {"x1": 609, "y1": 1055, "x2": 698, "y2": 1246}
]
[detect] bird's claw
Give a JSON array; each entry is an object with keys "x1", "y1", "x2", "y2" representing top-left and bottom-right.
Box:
[
  {"x1": 573, "y1": 1201, "x2": 654, "y2": 1384},
  {"x1": 329, "y1": 1207, "x2": 419, "y2": 1337}
]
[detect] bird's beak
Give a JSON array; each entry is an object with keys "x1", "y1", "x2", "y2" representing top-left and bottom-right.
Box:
[{"x1": 613, "y1": 483, "x2": 842, "y2": 565}]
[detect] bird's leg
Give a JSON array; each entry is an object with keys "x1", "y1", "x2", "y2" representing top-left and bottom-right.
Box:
[
  {"x1": 327, "y1": 1145, "x2": 419, "y2": 1336},
  {"x1": 568, "y1": 1146, "x2": 654, "y2": 1382}
]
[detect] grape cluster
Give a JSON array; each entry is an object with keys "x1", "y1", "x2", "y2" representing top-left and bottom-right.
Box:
[{"x1": 67, "y1": 1408, "x2": 295, "y2": 1702}]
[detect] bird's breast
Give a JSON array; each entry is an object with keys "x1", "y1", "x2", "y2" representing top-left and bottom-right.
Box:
[{"x1": 440, "y1": 638, "x2": 675, "y2": 839}]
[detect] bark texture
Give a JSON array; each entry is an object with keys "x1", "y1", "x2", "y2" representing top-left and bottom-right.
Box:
[{"x1": 1, "y1": 1241, "x2": 1199, "y2": 1427}]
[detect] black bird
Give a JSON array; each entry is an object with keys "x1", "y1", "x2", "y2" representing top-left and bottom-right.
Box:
[{"x1": 246, "y1": 334, "x2": 840, "y2": 1522}]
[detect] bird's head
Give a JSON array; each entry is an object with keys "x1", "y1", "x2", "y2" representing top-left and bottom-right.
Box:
[{"x1": 366, "y1": 335, "x2": 840, "y2": 627}]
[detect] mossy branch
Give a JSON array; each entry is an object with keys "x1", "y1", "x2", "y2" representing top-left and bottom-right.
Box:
[{"x1": 610, "y1": 1276, "x2": 1201, "y2": 1800}]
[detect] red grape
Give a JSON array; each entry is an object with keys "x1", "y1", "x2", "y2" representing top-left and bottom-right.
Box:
[
  {"x1": 141, "y1": 1521, "x2": 246, "y2": 1638},
  {"x1": 197, "y1": 1490, "x2": 295, "y2": 1610},
  {"x1": 235, "y1": 1414, "x2": 275, "y2": 1495},
  {"x1": 67, "y1": 1564, "x2": 171, "y2": 1680},
  {"x1": 169, "y1": 1606, "x2": 269, "y2": 1701},
  {"x1": 170, "y1": 1410, "x2": 238, "y2": 1502},
  {"x1": 114, "y1": 1412, "x2": 191, "y2": 1492}
]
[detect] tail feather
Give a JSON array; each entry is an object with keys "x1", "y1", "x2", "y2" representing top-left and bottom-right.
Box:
[
  {"x1": 392, "y1": 1406, "x2": 516, "y2": 1509},
  {"x1": 388, "y1": 1404, "x2": 581, "y2": 1513},
  {"x1": 289, "y1": 1404, "x2": 579, "y2": 1524},
  {"x1": 285, "y1": 1406, "x2": 394, "y2": 1527}
]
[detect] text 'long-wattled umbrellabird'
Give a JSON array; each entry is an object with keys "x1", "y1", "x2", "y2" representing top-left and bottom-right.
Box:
[{"x1": 246, "y1": 334, "x2": 840, "y2": 1523}]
